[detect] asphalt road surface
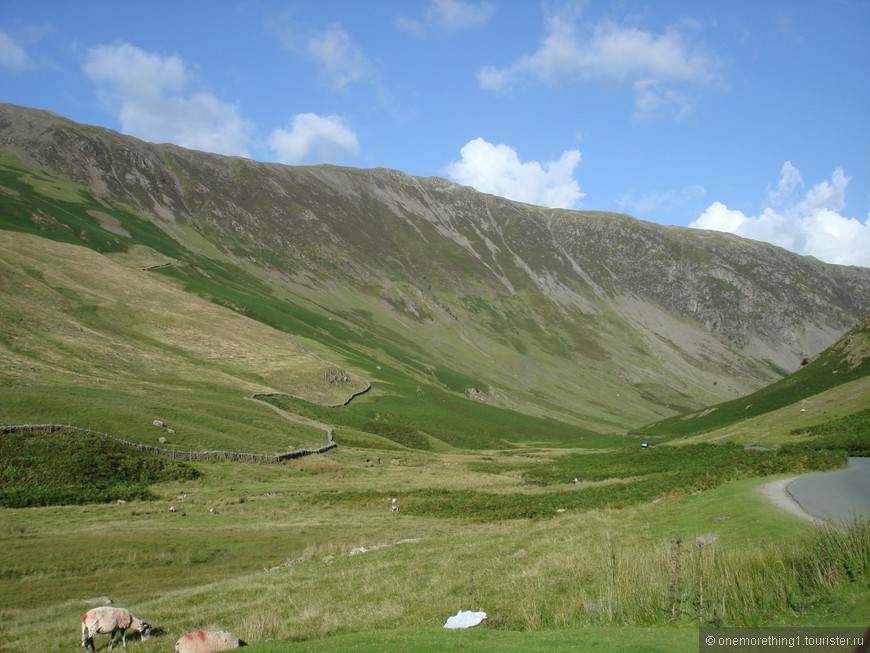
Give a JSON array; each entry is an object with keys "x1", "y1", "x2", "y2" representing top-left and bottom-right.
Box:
[{"x1": 787, "y1": 457, "x2": 870, "y2": 525}]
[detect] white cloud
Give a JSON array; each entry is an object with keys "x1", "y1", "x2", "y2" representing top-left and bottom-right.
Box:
[
  {"x1": 268, "y1": 113, "x2": 359, "y2": 165},
  {"x1": 306, "y1": 23, "x2": 373, "y2": 91},
  {"x1": 427, "y1": 0, "x2": 494, "y2": 31},
  {"x1": 691, "y1": 162, "x2": 870, "y2": 267},
  {"x1": 397, "y1": 0, "x2": 493, "y2": 37},
  {"x1": 0, "y1": 31, "x2": 30, "y2": 70},
  {"x1": 446, "y1": 137, "x2": 584, "y2": 209},
  {"x1": 83, "y1": 43, "x2": 252, "y2": 157},
  {"x1": 765, "y1": 159, "x2": 803, "y2": 209},
  {"x1": 632, "y1": 79, "x2": 694, "y2": 121},
  {"x1": 478, "y1": 16, "x2": 720, "y2": 119}
]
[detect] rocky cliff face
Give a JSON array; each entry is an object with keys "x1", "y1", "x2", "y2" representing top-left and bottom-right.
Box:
[{"x1": 2, "y1": 103, "x2": 868, "y2": 428}]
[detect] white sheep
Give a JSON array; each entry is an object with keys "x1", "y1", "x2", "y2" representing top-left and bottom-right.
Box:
[
  {"x1": 175, "y1": 630, "x2": 246, "y2": 653},
  {"x1": 81, "y1": 606, "x2": 150, "y2": 651}
]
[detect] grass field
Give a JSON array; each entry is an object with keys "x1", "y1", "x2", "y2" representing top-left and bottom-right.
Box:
[{"x1": 1, "y1": 433, "x2": 867, "y2": 652}]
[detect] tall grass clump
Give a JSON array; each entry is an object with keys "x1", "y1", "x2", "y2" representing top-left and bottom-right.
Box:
[
  {"x1": 803, "y1": 518, "x2": 870, "y2": 587},
  {"x1": 582, "y1": 519, "x2": 869, "y2": 628}
]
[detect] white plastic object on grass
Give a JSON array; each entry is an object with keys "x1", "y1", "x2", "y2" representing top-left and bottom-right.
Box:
[{"x1": 443, "y1": 610, "x2": 487, "y2": 629}]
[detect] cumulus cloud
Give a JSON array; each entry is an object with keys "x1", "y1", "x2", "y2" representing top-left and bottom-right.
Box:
[
  {"x1": 690, "y1": 162, "x2": 870, "y2": 267},
  {"x1": 0, "y1": 31, "x2": 29, "y2": 70},
  {"x1": 83, "y1": 43, "x2": 252, "y2": 157},
  {"x1": 306, "y1": 23, "x2": 374, "y2": 91},
  {"x1": 446, "y1": 137, "x2": 584, "y2": 209},
  {"x1": 478, "y1": 15, "x2": 720, "y2": 118},
  {"x1": 267, "y1": 113, "x2": 359, "y2": 165}
]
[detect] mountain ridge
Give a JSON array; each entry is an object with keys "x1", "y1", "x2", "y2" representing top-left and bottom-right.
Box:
[{"x1": 1, "y1": 102, "x2": 868, "y2": 437}]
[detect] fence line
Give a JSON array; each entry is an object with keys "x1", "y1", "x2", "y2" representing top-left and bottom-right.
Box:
[{"x1": 0, "y1": 423, "x2": 336, "y2": 463}]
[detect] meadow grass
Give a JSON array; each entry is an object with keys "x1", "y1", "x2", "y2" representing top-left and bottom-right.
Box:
[
  {"x1": 244, "y1": 625, "x2": 697, "y2": 652},
  {"x1": 1, "y1": 446, "x2": 866, "y2": 653}
]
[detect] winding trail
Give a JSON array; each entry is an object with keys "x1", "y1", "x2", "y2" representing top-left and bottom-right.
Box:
[{"x1": 247, "y1": 394, "x2": 334, "y2": 442}]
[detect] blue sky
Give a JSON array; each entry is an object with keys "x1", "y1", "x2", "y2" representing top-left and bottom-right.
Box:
[{"x1": 2, "y1": 0, "x2": 869, "y2": 266}]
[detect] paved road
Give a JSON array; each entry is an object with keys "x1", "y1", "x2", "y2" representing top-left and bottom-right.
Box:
[{"x1": 787, "y1": 457, "x2": 870, "y2": 525}]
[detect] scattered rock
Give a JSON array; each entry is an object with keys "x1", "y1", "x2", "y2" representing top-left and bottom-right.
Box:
[
  {"x1": 323, "y1": 367, "x2": 350, "y2": 384},
  {"x1": 693, "y1": 533, "x2": 719, "y2": 546}
]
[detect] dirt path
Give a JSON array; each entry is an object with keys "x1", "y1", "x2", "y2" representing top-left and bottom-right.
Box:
[{"x1": 247, "y1": 395, "x2": 334, "y2": 441}]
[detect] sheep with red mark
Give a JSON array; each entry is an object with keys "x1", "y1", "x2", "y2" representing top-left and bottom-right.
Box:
[
  {"x1": 175, "y1": 630, "x2": 246, "y2": 653},
  {"x1": 81, "y1": 606, "x2": 151, "y2": 651}
]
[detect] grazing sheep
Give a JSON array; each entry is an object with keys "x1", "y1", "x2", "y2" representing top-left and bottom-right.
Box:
[
  {"x1": 175, "y1": 630, "x2": 246, "y2": 653},
  {"x1": 81, "y1": 606, "x2": 150, "y2": 651}
]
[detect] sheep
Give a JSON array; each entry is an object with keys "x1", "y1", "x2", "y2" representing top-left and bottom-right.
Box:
[
  {"x1": 81, "y1": 606, "x2": 151, "y2": 651},
  {"x1": 175, "y1": 630, "x2": 246, "y2": 653}
]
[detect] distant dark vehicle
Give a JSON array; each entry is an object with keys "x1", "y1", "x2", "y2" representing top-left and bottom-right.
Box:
[{"x1": 641, "y1": 441, "x2": 650, "y2": 449}]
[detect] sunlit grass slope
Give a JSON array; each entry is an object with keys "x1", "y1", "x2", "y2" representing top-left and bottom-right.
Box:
[
  {"x1": 633, "y1": 316, "x2": 870, "y2": 446},
  {"x1": 0, "y1": 154, "x2": 603, "y2": 449},
  {"x1": 0, "y1": 229, "x2": 366, "y2": 451}
]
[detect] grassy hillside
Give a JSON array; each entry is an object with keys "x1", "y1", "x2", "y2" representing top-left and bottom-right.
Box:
[
  {"x1": 0, "y1": 229, "x2": 361, "y2": 451},
  {"x1": 0, "y1": 227, "x2": 598, "y2": 452},
  {"x1": 633, "y1": 316, "x2": 870, "y2": 444},
  {"x1": 1, "y1": 146, "x2": 633, "y2": 451},
  {"x1": 4, "y1": 106, "x2": 870, "y2": 438},
  {"x1": 0, "y1": 426, "x2": 200, "y2": 508}
]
